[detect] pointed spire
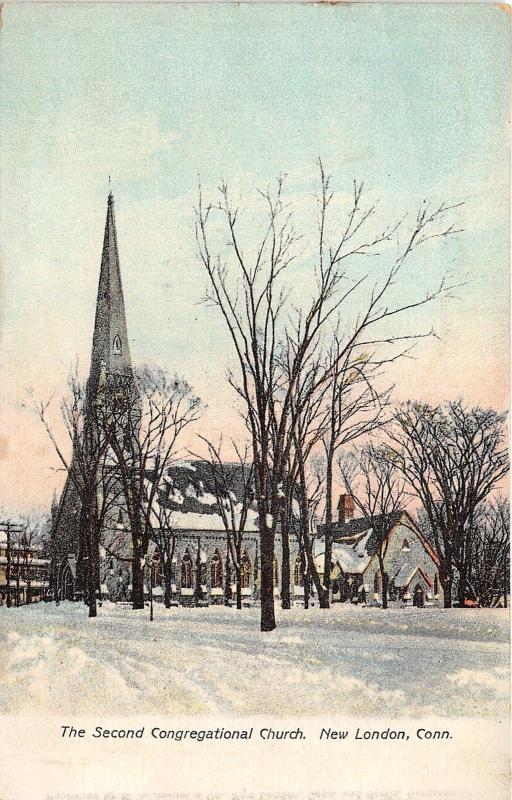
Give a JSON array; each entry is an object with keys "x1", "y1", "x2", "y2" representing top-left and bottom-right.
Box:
[{"x1": 88, "y1": 193, "x2": 133, "y2": 396}]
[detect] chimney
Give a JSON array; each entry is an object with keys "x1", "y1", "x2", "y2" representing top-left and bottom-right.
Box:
[{"x1": 338, "y1": 494, "x2": 355, "y2": 526}]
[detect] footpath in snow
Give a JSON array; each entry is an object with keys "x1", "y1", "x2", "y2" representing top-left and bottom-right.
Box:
[{"x1": 0, "y1": 602, "x2": 509, "y2": 717}]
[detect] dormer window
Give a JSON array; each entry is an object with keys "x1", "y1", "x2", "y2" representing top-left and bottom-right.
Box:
[
  {"x1": 113, "y1": 335, "x2": 122, "y2": 355},
  {"x1": 401, "y1": 538, "x2": 410, "y2": 552}
]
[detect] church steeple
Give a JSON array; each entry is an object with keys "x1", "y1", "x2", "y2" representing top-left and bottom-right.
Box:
[{"x1": 88, "y1": 192, "x2": 133, "y2": 396}]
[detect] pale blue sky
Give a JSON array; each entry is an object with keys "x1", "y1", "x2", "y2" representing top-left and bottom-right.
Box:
[{"x1": 0, "y1": 3, "x2": 509, "y2": 512}]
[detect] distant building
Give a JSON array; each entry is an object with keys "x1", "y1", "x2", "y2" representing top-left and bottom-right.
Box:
[
  {"x1": 0, "y1": 531, "x2": 50, "y2": 605},
  {"x1": 316, "y1": 494, "x2": 443, "y2": 607}
]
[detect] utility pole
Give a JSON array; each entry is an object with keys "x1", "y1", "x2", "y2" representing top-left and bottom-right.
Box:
[{"x1": 0, "y1": 521, "x2": 24, "y2": 608}]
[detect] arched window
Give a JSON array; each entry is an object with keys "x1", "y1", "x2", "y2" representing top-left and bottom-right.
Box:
[
  {"x1": 113, "y1": 335, "x2": 122, "y2": 355},
  {"x1": 374, "y1": 572, "x2": 382, "y2": 593},
  {"x1": 240, "y1": 552, "x2": 251, "y2": 589},
  {"x1": 294, "y1": 555, "x2": 303, "y2": 587},
  {"x1": 401, "y1": 538, "x2": 410, "y2": 552},
  {"x1": 273, "y1": 556, "x2": 279, "y2": 587},
  {"x1": 211, "y1": 549, "x2": 223, "y2": 589},
  {"x1": 181, "y1": 550, "x2": 192, "y2": 589}
]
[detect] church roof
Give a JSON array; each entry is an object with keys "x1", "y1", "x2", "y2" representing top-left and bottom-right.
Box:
[
  {"x1": 88, "y1": 192, "x2": 133, "y2": 395},
  {"x1": 152, "y1": 460, "x2": 260, "y2": 532}
]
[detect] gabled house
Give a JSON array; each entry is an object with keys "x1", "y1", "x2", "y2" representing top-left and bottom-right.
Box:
[{"x1": 316, "y1": 494, "x2": 442, "y2": 607}]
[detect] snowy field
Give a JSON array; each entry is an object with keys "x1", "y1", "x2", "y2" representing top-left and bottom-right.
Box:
[{"x1": 0, "y1": 601, "x2": 509, "y2": 718}]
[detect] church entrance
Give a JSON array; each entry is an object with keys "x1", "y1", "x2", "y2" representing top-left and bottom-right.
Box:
[
  {"x1": 412, "y1": 584, "x2": 425, "y2": 608},
  {"x1": 61, "y1": 563, "x2": 74, "y2": 600}
]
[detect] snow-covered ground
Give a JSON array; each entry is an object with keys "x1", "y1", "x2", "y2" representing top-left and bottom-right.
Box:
[{"x1": 0, "y1": 601, "x2": 509, "y2": 717}]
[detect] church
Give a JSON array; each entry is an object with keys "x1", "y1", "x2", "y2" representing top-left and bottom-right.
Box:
[
  {"x1": 51, "y1": 194, "x2": 442, "y2": 609},
  {"x1": 50, "y1": 193, "x2": 306, "y2": 606}
]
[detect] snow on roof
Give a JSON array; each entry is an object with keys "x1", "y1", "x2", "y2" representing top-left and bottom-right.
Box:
[
  {"x1": 148, "y1": 460, "x2": 260, "y2": 532},
  {"x1": 164, "y1": 507, "x2": 259, "y2": 532},
  {"x1": 315, "y1": 529, "x2": 374, "y2": 575},
  {"x1": 393, "y1": 564, "x2": 433, "y2": 589},
  {"x1": 393, "y1": 563, "x2": 419, "y2": 588},
  {"x1": 172, "y1": 460, "x2": 197, "y2": 471},
  {"x1": 317, "y1": 510, "x2": 403, "y2": 541}
]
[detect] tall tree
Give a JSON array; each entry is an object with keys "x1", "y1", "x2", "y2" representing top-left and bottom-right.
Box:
[
  {"x1": 469, "y1": 498, "x2": 509, "y2": 608},
  {"x1": 321, "y1": 339, "x2": 391, "y2": 607},
  {"x1": 32, "y1": 368, "x2": 119, "y2": 618},
  {"x1": 103, "y1": 366, "x2": 203, "y2": 610},
  {"x1": 387, "y1": 400, "x2": 509, "y2": 607},
  {"x1": 195, "y1": 161, "x2": 462, "y2": 630}
]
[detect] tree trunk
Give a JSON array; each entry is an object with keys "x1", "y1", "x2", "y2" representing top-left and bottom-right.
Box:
[
  {"x1": 5, "y1": 528, "x2": 11, "y2": 609},
  {"x1": 224, "y1": 547, "x2": 232, "y2": 606},
  {"x1": 131, "y1": 535, "x2": 145, "y2": 610},
  {"x1": 280, "y1": 506, "x2": 291, "y2": 610},
  {"x1": 382, "y1": 570, "x2": 389, "y2": 610},
  {"x1": 301, "y1": 547, "x2": 309, "y2": 609},
  {"x1": 296, "y1": 444, "x2": 329, "y2": 609},
  {"x1": 194, "y1": 537, "x2": 203, "y2": 605},
  {"x1": 235, "y1": 538, "x2": 242, "y2": 610},
  {"x1": 86, "y1": 508, "x2": 98, "y2": 619},
  {"x1": 441, "y1": 571, "x2": 453, "y2": 609},
  {"x1": 259, "y1": 506, "x2": 276, "y2": 631},
  {"x1": 254, "y1": 441, "x2": 276, "y2": 631},
  {"x1": 163, "y1": 559, "x2": 172, "y2": 609},
  {"x1": 323, "y1": 452, "x2": 334, "y2": 605}
]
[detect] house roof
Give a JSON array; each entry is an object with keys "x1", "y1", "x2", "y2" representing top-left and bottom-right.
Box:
[
  {"x1": 315, "y1": 509, "x2": 440, "y2": 577},
  {"x1": 315, "y1": 528, "x2": 375, "y2": 575},
  {"x1": 394, "y1": 564, "x2": 433, "y2": 589},
  {"x1": 318, "y1": 509, "x2": 439, "y2": 567},
  {"x1": 317, "y1": 510, "x2": 404, "y2": 542}
]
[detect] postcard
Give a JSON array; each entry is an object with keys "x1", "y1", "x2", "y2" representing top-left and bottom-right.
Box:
[{"x1": 0, "y1": 3, "x2": 510, "y2": 799}]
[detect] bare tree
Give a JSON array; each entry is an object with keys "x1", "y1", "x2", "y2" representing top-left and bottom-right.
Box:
[
  {"x1": 103, "y1": 366, "x2": 203, "y2": 610},
  {"x1": 195, "y1": 160, "x2": 462, "y2": 630},
  {"x1": 289, "y1": 366, "x2": 331, "y2": 608},
  {"x1": 387, "y1": 400, "x2": 509, "y2": 607},
  {"x1": 469, "y1": 498, "x2": 509, "y2": 608},
  {"x1": 321, "y1": 338, "x2": 391, "y2": 606},
  {"x1": 32, "y1": 368, "x2": 119, "y2": 617},
  {"x1": 339, "y1": 443, "x2": 406, "y2": 609}
]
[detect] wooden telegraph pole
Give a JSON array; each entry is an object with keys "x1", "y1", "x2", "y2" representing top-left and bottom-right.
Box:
[{"x1": 0, "y1": 521, "x2": 24, "y2": 608}]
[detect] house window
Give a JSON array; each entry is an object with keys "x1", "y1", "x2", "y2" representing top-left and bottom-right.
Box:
[
  {"x1": 211, "y1": 549, "x2": 223, "y2": 588},
  {"x1": 401, "y1": 538, "x2": 410, "y2": 552},
  {"x1": 294, "y1": 555, "x2": 303, "y2": 587},
  {"x1": 181, "y1": 550, "x2": 192, "y2": 589},
  {"x1": 113, "y1": 335, "x2": 122, "y2": 355},
  {"x1": 240, "y1": 552, "x2": 251, "y2": 589},
  {"x1": 273, "y1": 556, "x2": 279, "y2": 587}
]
